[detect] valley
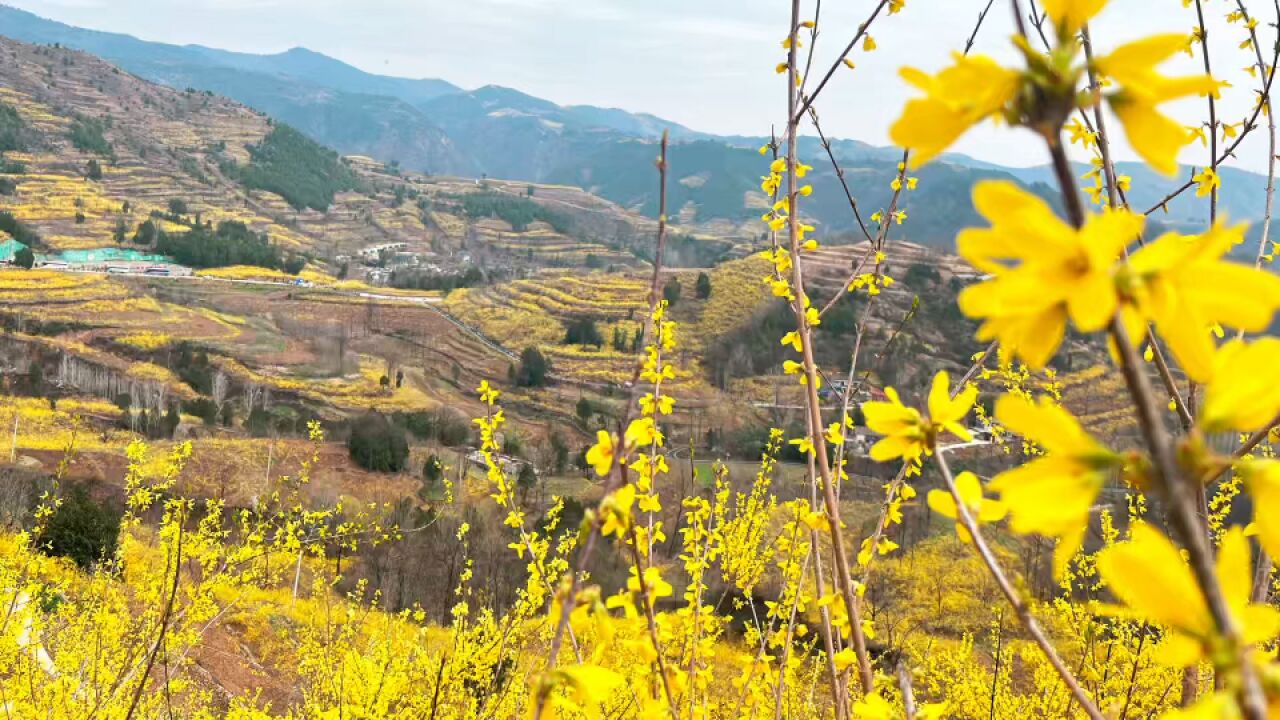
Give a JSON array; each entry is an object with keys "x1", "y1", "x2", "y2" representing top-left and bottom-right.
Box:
[{"x1": 0, "y1": 4, "x2": 1248, "y2": 717}]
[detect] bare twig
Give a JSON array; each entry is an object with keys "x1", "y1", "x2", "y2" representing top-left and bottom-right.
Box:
[
  {"x1": 897, "y1": 657, "x2": 918, "y2": 720},
  {"x1": 935, "y1": 451, "x2": 1104, "y2": 719},
  {"x1": 1243, "y1": 0, "x2": 1279, "y2": 292},
  {"x1": 806, "y1": 108, "x2": 875, "y2": 243},
  {"x1": 1080, "y1": 25, "x2": 1194, "y2": 429},
  {"x1": 793, "y1": 0, "x2": 893, "y2": 122},
  {"x1": 785, "y1": 0, "x2": 874, "y2": 695},
  {"x1": 123, "y1": 507, "x2": 185, "y2": 720},
  {"x1": 965, "y1": 0, "x2": 998, "y2": 54},
  {"x1": 1193, "y1": 0, "x2": 1219, "y2": 226},
  {"x1": 1142, "y1": 37, "x2": 1280, "y2": 216},
  {"x1": 538, "y1": 133, "x2": 671, "y2": 705}
]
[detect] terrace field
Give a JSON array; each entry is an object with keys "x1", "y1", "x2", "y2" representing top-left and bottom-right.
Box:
[
  {"x1": 0, "y1": 25, "x2": 1072, "y2": 559},
  {"x1": 0, "y1": 37, "x2": 691, "y2": 273}
]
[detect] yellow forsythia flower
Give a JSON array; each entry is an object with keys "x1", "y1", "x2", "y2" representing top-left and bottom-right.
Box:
[
  {"x1": 585, "y1": 430, "x2": 617, "y2": 476},
  {"x1": 863, "y1": 388, "x2": 925, "y2": 462},
  {"x1": 1192, "y1": 167, "x2": 1220, "y2": 197},
  {"x1": 1157, "y1": 694, "x2": 1237, "y2": 720},
  {"x1": 926, "y1": 470, "x2": 1006, "y2": 543},
  {"x1": 957, "y1": 181, "x2": 1142, "y2": 369},
  {"x1": 849, "y1": 690, "x2": 895, "y2": 719},
  {"x1": 476, "y1": 379, "x2": 500, "y2": 405},
  {"x1": 1198, "y1": 339, "x2": 1280, "y2": 432},
  {"x1": 624, "y1": 417, "x2": 663, "y2": 448},
  {"x1": 780, "y1": 330, "x2": 802, "y2": 352},
  {"x1": 1097, "y1": 525, "x2": 1280, "y2": 666},
  {"x1": 1040, "y1": 0, "x2": 1107, "y2": 37},
  {"x1": 889, "y1": 54, "x2": 1021, "y2": 168},
  {"x1": 863, "y1": 371, "x2": 976, "y2": 462},
  {"x1": 987, "y1": 394, "x2": 1119, "y2": 575},
  {"x1": 1244, "y1": 462, "x2": 1280, "y2": 563},
  {"x1": 1094, "y1": 34, "x2": 1221, "y2": 176},
  {"x1": 1125, "y1": 221, "x2": 1280, "y2": 382},
  {"x1": 544, "y1": 665, "x2": 625, "y2": 720}
]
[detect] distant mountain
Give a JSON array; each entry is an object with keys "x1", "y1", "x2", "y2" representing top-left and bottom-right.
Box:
[
  {"x1": 0, "y1": 5, "x2": 705, "y2": 174},
  {"x1": 0, "y1": 7, "x2": 460, "y2": 102},
  {"x1": 0, "y1": 2, "x2": 1269, "y2": 245},
  {"x1": 544, "y1": 137, "x2": 1067, "y2": 244},
  {"x1": 951, "y1": 159, "x2": 1269, "y2": 227},
  {"x1": 132, "y1": 62, "x2": 474, "y2": 175}
]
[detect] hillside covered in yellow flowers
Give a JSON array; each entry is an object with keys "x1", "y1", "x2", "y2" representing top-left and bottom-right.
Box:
[{"x1": 5, "y1": 0, "x2": 1280, "y2": 718}]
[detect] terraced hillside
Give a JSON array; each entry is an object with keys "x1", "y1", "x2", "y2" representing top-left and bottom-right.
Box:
[
  {"x1": 0, "y1": 40, "x2": 367, "y2": 254},
  {"x1": 0, "y1": 32, "x2": 1062, "y2": 469},
  {"x1": 0, "y1": 37, "x2": 679, "y2": 273},
  {"x1": 444, "y1": 271, "x2": 652, "y2": 386}
]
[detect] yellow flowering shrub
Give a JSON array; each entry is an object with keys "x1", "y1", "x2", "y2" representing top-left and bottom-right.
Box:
[{"x1": 5, "y1": 2, "x2": 1280, "y2": 720}]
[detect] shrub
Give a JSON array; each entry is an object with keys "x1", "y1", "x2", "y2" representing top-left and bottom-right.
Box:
[
  {"x1": 575, "y1": 397, "x2": 594, "y2": 423},
  {"x1": 549, "y1": 432, "x2": 569, "y2": 474},
  {"x1": 663, "y1": 276, "x2": 682, "y2": 306},
  {"x1": 904, "y1": 262, "x2": 942, "y2": 287},
  {"x1": 517, "y1": 462, "x2": 538, "y2": 490},
  {"x1": 37, "y1": 484, "x2": 121, "y2": 569},
  {"x1": 182, "y1": 398, "x2": 218, "y2": 425},
  {"x1": 68, "y1": 115, "x2": 112, "y2": 156},
  {"x1": 347, "y1": 412, "x2": 409, "y2": 473},
  {"x1": 0, "y1": 102, "x2": 29, "y2": 153},
  {"x1": 422, "y1": 453, "x2": 443, "y2": 486},
  {"x1": 563, "y1": 317, "x2": 604, "y2": 347},
  {"x1": 695, "y1": 271, "x2": 712, "y2": 299},
  {"x1": 0, "y1": 211, "x2": 40, "y2": 247},
  {"x1": 434, "y1": 410, "x2": 472, "y2": 446},
  {"x1": 132, "y1": 219, "x2": 158, "y2": 246},
  {"x1": 516, "y1": 347, "x2": 550, "y2": 388}
]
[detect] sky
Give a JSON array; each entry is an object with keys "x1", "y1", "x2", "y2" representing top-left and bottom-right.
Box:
[{"x1": 5, "y1": 0, "x2": 1275, "y2": 173}]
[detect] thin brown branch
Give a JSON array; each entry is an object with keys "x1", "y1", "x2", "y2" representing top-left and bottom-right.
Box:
[
  {"x1": 123, "y1": 507, "x2": 185, "y2": 720},
  {"x1": 624, "y1": 526, "x2": 681, "y2": 719},
  {"x1": 1081, "y1": 26, "x2": 1194, "y2": 429},
  {"x1": 1040, "y1": 116, "x2": 1269, "y2": 716},
  {"x1": 897, "y1": 657, "x2": 918, "y2": 720},
  {"x1": 966, "y1": 0, "x2": 998, "y2": 54},
  {"x1": 793, "y1": 0, "x2": 893, "y2": 122},
  {"x1": 1142, "y1": 36, "x2": 1280, "y2": 216},
  {"x1": 1193, "y1": 0, "x2": 1219, "y2": 224},
  {"x1": 1243, "y1": 0, "x2": 1279, "y2": 281},
  {"x1": 538, "y1": 132, "x2": 671, "y2": 703},
  {"x1": 785, "y1": 0, "x2": 874, "y2": 695},
  {"x1": 935, "y1": 451, "x2": 1105, "y2": 720},
  {"x1": 806, "y1": 107, "x2": 875, "y2": 243}
]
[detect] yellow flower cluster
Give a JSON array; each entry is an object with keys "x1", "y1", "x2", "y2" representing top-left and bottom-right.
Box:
[{"x1": 891, "y1": 3, "x2": 1219, "y2": 174}]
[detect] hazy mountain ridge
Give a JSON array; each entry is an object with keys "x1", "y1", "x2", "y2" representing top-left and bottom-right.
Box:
[{"x1": 0, "y1": 2, "x2": 1267, "y2": 244}]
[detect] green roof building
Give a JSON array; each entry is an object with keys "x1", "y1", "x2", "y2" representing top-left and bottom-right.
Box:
[{"x1": 0, "y1": 239, "x2": 27, "y2": 263}]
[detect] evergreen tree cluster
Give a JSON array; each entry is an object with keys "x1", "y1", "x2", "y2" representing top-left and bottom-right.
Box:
[
  {"x1": 156, "y1": 220, "x2": 285, "y2": 269},
  {"x1": 0, "y1": 211, "x2": 41, "y2": 248},
  {"x1": 458, "y1": 191, "x2": 573, "y2": 234},
  {"x1": 67, "y1": 115, "x2": 112, "y2": 157},
  {"x1": 228, "y1": 125, "x2": 358, "y2": 211}
]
